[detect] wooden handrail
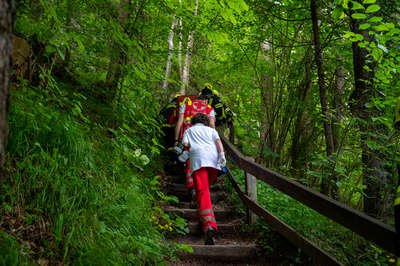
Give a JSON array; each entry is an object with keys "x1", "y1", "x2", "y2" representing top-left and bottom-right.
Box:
[
  {"x1": 226, "y1": 169, "x2": 342, "y2": 265},
  {"x1": 220, "y1": 135, "x2": 397, "y2": 254}
]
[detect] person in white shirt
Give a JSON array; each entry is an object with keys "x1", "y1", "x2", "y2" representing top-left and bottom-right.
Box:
[{"x1": 181, "y1": 113, "x2": 226, "y2": 245}]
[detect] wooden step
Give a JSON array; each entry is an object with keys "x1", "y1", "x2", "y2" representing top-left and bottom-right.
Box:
[
  {"x1": 170, "y1": 259, "x2": 270, "y2": 266},
  {"x1": 163, "y1": 206, "x2": 239, "y2": 222},
  {"x1": 172, "y1": 200, "x2": 240, "y2": 211},
  {"x1": 172, "y1": 233, "x2": 257, "y2": 246},
  {"x1": 177, "y1": 244, "x2": 260, "y2": 262},
  {"x1": 166, "y1": 183, "x2": 224, "y2": 192},
  {"x1": 167, "y1": 190, "x2": 228, "y2": 203},
  {"x1": 187, "y1": 220, "x2": 242, "y2": 236}
]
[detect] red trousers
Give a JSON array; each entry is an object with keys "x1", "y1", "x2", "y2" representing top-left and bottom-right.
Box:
[
  {"x1": 192, "y1": 167, "x2": 218, "y2": 232},
  {"x1": 185, "y1": 159, "x2": 194, "y2": 189}
]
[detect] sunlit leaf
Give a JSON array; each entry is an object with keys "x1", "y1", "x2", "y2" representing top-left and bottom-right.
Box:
[
  {"x1": 359, "y1": 23, "x2": 370, "y2": 30},
  {"x1": 350, "y1": 1, "x2": 364, "y2": 10},
  {"x1": 365, "y1": 4, "x2": 381, "y2": 13},
  {"x1": 373, "y1": 24, "x2": 389, "y2": 31},
  {"x1": 351, "y1": 13, "x2": 367, "y2": 19},
  {"x1": 332, "y1": 8, "x2": 344, "y2": 20},
  {"x1": 367, "y1": 16, "x2": 382, "y2": 23}
]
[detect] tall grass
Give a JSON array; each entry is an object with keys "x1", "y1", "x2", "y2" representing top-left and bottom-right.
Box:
[{"x1": 1, "y1": 86, "x2": 177, "y2": 265}]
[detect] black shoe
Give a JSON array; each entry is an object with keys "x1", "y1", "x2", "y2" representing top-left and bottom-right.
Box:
[
  {"x1": 189, "y1": 188, "x2": 197, "y2": 209},
  {"x1": 204, "y1": 227, "x2": 216, "y2": 245}
]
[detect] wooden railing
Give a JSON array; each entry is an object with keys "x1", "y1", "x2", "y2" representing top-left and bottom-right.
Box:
[{"x1": 220, "y1": 135, "x2": 397, "y2": 264}]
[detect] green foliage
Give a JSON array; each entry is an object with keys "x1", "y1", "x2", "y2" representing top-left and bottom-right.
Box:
[
  {"x1": 1, "y1": 84, "x2": 179, "y2": 264},
  {"x1": 254, "y1": 179, "x2": 389, "y2": 265},
  {"x1": 4, "y1": 0, "x2": 400, "y2": 264}
]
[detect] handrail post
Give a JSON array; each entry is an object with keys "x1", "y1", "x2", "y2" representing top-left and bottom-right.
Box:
[
  {"x1": 228, "y1": 122, "x2": 234, "y2": 143},
  {"x1": 245, "y1": 157, "x2": 257, "y2": 224}
]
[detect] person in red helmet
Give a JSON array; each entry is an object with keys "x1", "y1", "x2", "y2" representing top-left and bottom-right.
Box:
[{"x1": 181, "y1": 113, "x2": 226, "y2": 245}]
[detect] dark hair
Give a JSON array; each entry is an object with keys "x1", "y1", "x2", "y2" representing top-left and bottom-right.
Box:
[{"x1": 191, "y1": 113, "x2": 210, "y2": 126}]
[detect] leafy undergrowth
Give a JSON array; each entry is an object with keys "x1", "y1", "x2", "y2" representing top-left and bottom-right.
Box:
[{"x1": 0, "y1": 84, "x2": 184, "y2": 265}]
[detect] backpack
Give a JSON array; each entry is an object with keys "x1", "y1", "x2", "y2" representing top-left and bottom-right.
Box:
[
  {"x1": 179, "y1": 98, "x2": 213, "y2": 139},
  {"x1": 208, "y1": 95, "x2": 233, "y2": 126}
]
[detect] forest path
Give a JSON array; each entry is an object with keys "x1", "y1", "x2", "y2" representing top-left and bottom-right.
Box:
[{"x1": 162, "y1": 170, "x2": 273, "y2": 265}]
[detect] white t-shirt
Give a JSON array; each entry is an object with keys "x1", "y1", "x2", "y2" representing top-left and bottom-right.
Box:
[{"x1": 182, "y1": 123, "x2": 221, "y2": 173}]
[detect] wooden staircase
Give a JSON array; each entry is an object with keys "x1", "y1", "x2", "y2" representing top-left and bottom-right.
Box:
[{"x1": 163, "y1": 175, "x2": 271, "y2": 265}]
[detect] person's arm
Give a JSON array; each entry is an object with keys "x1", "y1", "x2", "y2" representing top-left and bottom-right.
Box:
[
  {"x1": 215, "y1": 138, "x2": 224, "y2": 153},
  {"x1": 214, "y1": 132, "x2": 226, "y2": 167},
  {"x1": 209, "y1": 109, "x2": 216, "y2": 128},
  {"x1": 209, "y1": 116, "x2": 215, "y2": 128},
  {"x1": 174, "y1": 113, "x2": 184, "y2": 143},
  {"x1": 182, "y1": 130, "x2": 190, "y2": 148}
]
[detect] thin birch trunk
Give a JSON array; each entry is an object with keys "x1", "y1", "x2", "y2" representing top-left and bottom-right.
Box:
[
  {"x1": 163, "y1": 17, "x2": 177, "y2": 90},
  {"x1": 178, "y1": 17, "x2": 183, "y2": 81},
  {"x1": 178, "y1": 0, "x2": 183, "y2": 81},
  {"x1": 180, "y1": 0, "x2": 198, "y2": 94}
]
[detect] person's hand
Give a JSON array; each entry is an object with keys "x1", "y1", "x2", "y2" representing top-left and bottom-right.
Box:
[
  {"x1": 178, "y1": 150, "x2": 190, "y2": 163},
  {"x1": 218, "y1": 152, "x2": 226, "y2": 167},
  {"x1": 173, "y1": 142, "x2": 184, "y2": 155}
]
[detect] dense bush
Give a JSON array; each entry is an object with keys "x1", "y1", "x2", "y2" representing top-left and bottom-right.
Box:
[{"x1": 1, "y1": 85, "x2": 178, "y2": 265}]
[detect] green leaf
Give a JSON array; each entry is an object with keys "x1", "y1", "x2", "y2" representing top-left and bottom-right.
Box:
[
  {"x1": 351, "y1": 13, "x2": 367, "y2": 19},
  {"x1": 363, "y1": 65, "x2": 371, "y2": 71},
  {"x1": 373, "y1": 24, "x2": 389, "y2": 31},
  {"x1": 343, "y1": 31, "x2": 365, "y2": 42},
  {"x1": 332, "y1": 8, "x2": 344, "y2": 20},
  {"x1": 371, "y1": 47, "x2": 383, "y2": 60},
  {"x1": 365, "y1": 4, "x2": 381, "y2": 13},
  {"x1": 220, "y1": 8, "x2": 237, "y2": 24},
  {"x1": 368, "y1": 16, "x2": 382, "y2": 23},
  {"x1": 56, "y1": 47, "x2": 65, "y2": 60},
  {"x1": 359, "y1": 23, "x2": 371, "y2": 29},
  {"x1": 226, "y1": 0, "x2": 249, "y2": 13},
  {"x1": 350, "y1": 1, "x2": 365, "y2": 10},
  {"x1": 362, "y1": 0, "x2": 376, "y2": 3}
]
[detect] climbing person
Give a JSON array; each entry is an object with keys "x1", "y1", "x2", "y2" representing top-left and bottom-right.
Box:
[
  {"x1": 181, "y1": 113, "x2": 226, "y2": 245},
  {"x1": 199, "y1": 83, "x2": 234, "y2": 127},
  {"x1": 160, "y1": 93, "x2": 181, "y2": 148},
  {"x1": 173, "y1": 93, "x2": 215, "y2": 207}
]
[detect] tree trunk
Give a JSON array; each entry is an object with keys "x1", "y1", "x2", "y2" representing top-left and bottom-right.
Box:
[
  {"x1": 178, "y1": 0, "x2": 183, "y2": 81},
  {"x1": 259, "y1": 74, "x2": 273, "y2": 166},
  {"x1": 290, "y1": 50, "x2": 313, "y2": 178},
  {"x1": 0, "y1": 0, "x2": 12, "y2": 167},
  {"x1": 162, "y1": 17, "x2": 178, "y2": 90},
  {"x1": 180, "y1": 0, "x2": 198, "y2": 94},
  {"x1": 105, "y1": 0, "x2": 131, "y2": 98},
  {"x1": 349, "y1": 13, "x2": 388, "y2": 218},
  {"x1": 310, "y1": 0, "x2": 336, "y2": 195},
  {"x1": 178, "y1": 17, "x2": 183, "y2": 81},
  {"x1": 332, "y1": 66, "x2": 345, "y2": 151}
]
